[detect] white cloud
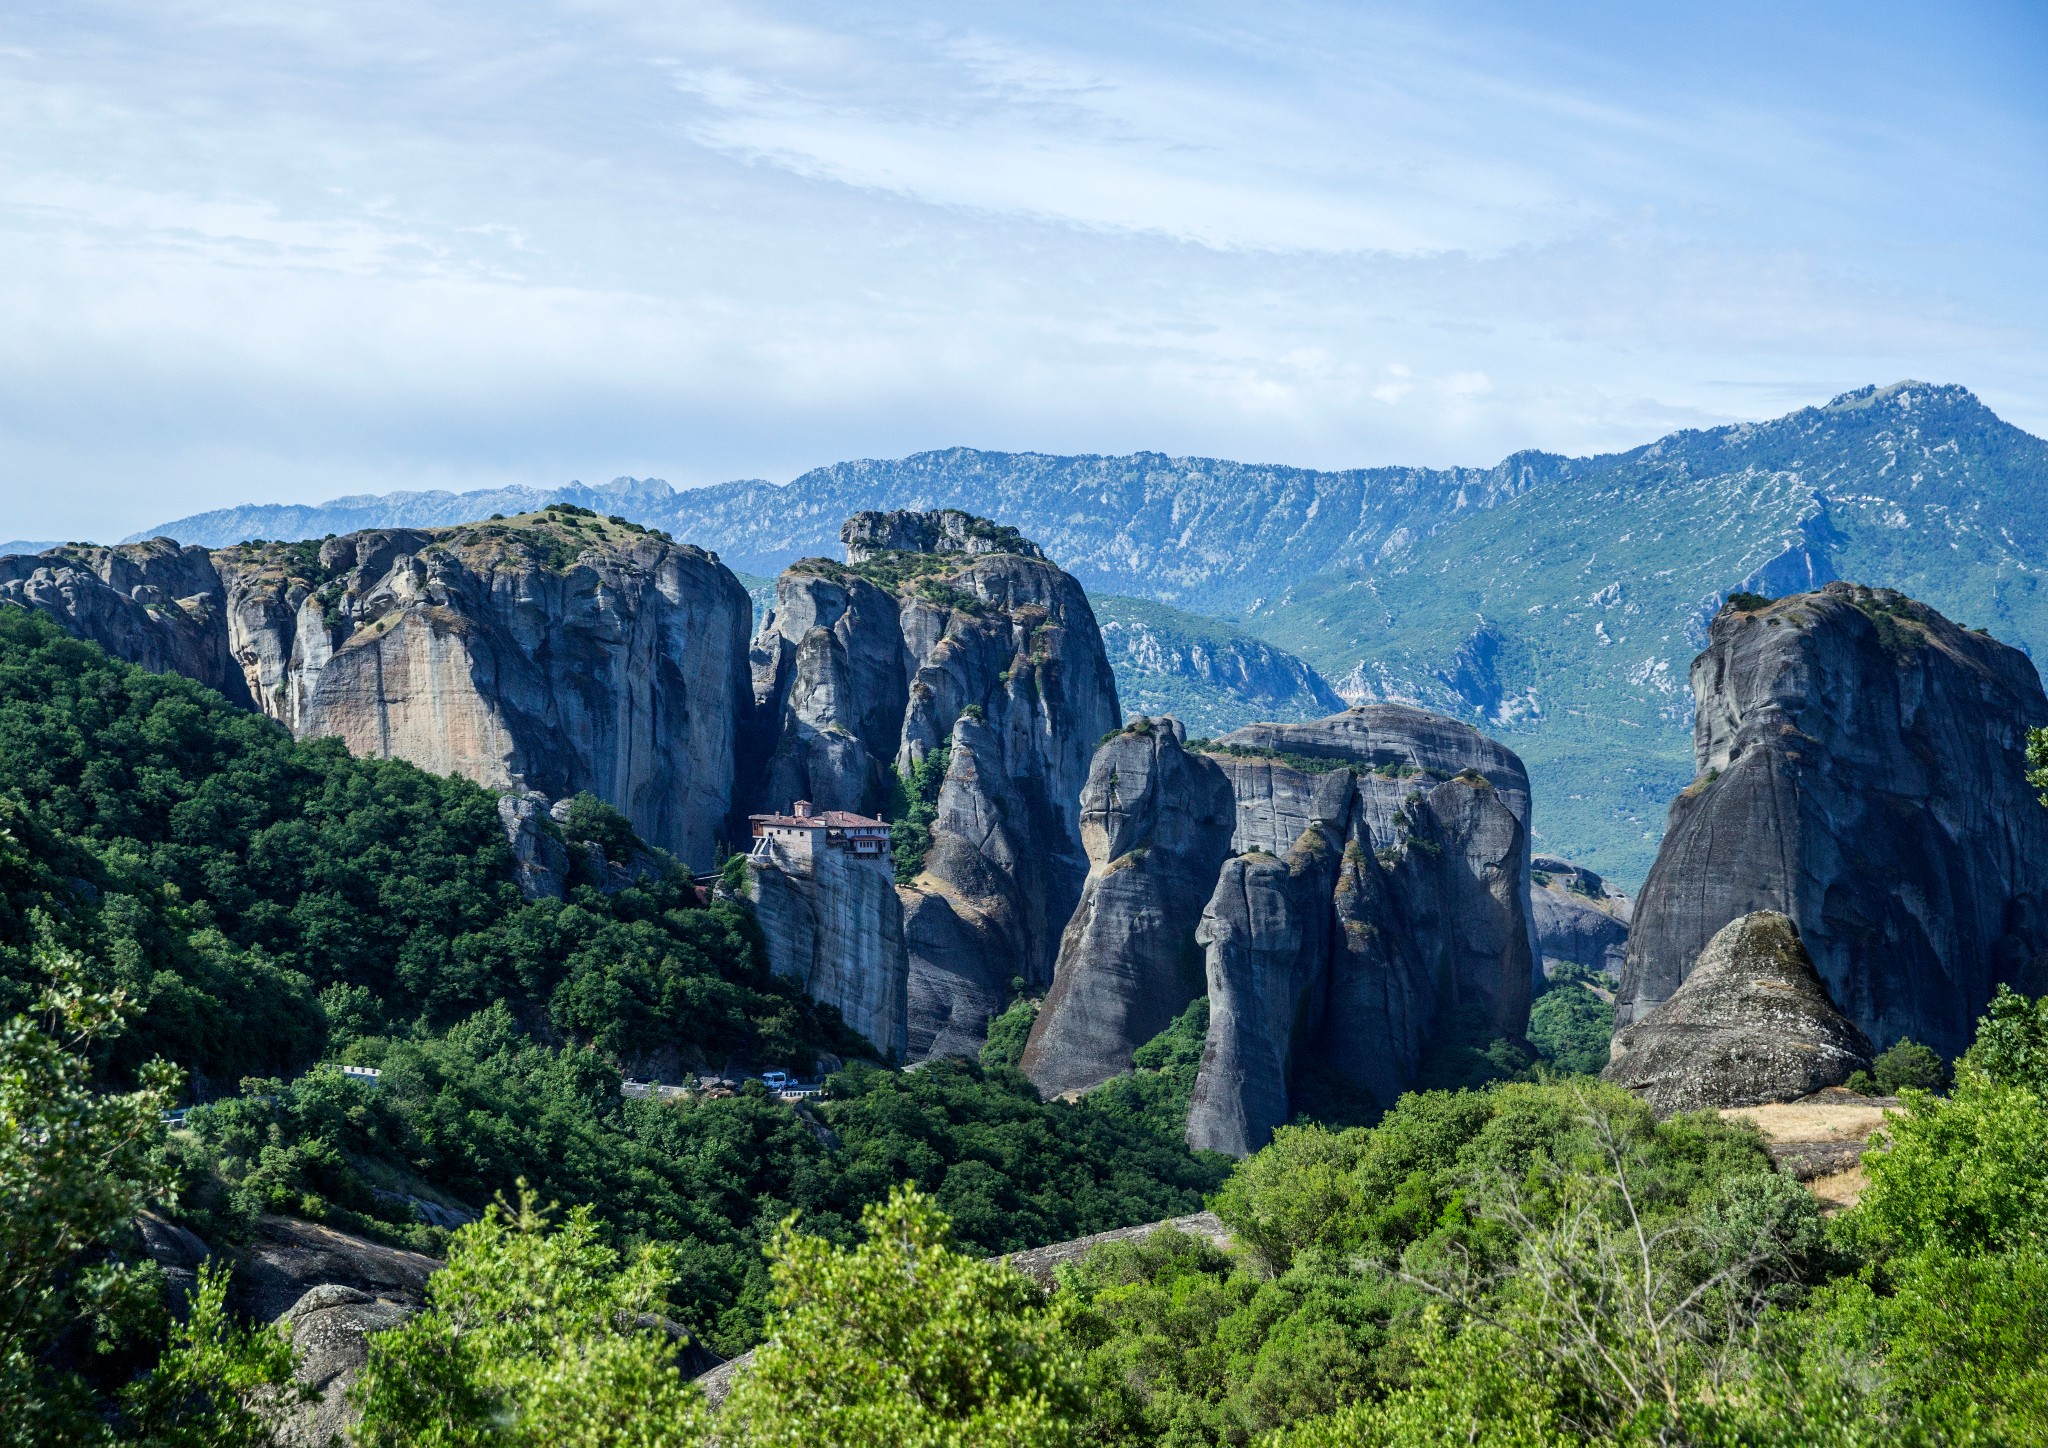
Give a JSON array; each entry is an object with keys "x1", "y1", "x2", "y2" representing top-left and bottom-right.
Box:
[{"x1": 0, "y1": 0, "x2": 2042, "y2": 539}]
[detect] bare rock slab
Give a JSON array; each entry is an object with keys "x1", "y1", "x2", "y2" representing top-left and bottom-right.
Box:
[{"x1": 1604, "y1": 910, "x2": 1872, "y2": 1113}]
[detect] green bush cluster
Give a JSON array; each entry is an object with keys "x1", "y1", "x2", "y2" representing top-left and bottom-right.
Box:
[
  {"x1": 1846, "y1": 1036, "x2": 1947, "y2": 1096},
  {"x1": 884, "y1": 742, "x2": 951, "y2": 884},
  {"x1": 1526, "y1": 968, "x2": 1616, "y2": 1076}
]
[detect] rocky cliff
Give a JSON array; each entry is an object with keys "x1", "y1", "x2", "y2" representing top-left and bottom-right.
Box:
[
  {"x1": 747, "y1": 831, "x2": 910, "y2": 1060},
  {"x1": 1605, "y1": 911, "x2": 1872, "y2": 1113},
  {"x1": 1531, "y1": 855, "x2": 1631, "y2": 976},
  {"x1": 0, "y1": 539, "x2": 253, "y2": 706},
  {"x1": 1616, "y1": 583, "x2": 2048, "y2": 1062},
  {"x1": 1020, "y1": 718, "x2": 1237, "y2": 1098},
  {"x1": 212, "y1": 515, "x2": 752, "y2": 866},
  {"x1": 753, "y1": 516, "x2": 1122, "y2": 1056},
  {"x1": 749, "y1": 511, "x2": 1121, "y2": 1059},
  {"x1": 1158, "y1": 705, "x2": 1539, "y2": 1155},
  {"x1": 0, "y1": 514, "x2": 755, "y2": 868},
  {"x1": 1015, "y1": 700, "x2": 1531, "y2": 1155}
]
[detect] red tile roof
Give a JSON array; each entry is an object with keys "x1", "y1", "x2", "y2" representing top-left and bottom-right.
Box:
[{"x1": 748, "y1": 809, "x2": 890, "y2": 829}]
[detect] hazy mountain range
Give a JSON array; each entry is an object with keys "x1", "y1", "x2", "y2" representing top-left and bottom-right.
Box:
[{"x1": 128, "y1": 381, "x2": 2048, "y2": 886}]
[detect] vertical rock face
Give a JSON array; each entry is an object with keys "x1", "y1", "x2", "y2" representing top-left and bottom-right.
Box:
[
  {"x1": 1530, "y1": 856, "x2": 1631, "y2": 976},
  {"x1": 748, "y1": 512, "x2": 1121, "y2": 1059},
  {"x1": 497, "y1": 792, "x2": 571, "y2": 901},
  {"x1": 0, "y1": 540, "x2": 253, "y2": 706},
  {"x1": 1020, "y1": 718, "x2": 1237, "y2": 1098},
  {"x1": 2, "y1": 522, "x2": 753, "y2": 868},
  {"x1": 1174, "y1": 705, "x2": 1538, "y2": 1155},
  {"x1": 747, "y1": 832, "x2": 910, "y2": 1059},
  {"x1": 1605, "y1": 911, "x2": 1873, "y2": 1112},
  {"x1": 208, "y1": 515, "x2": 753, "y2": 866},
  {"x1": 1617, "y1": 584, "x2": 2048, "y2": 1061},
  {"x1": 747, "y1": 570, "x2": 907, "y2": 816},
  {"x1": 1185, "y1": 833, "x2": 1337, "y2": 1156},
  {"x1": 1211, "y1": 705, "x2": 1535, "y2": 860}
]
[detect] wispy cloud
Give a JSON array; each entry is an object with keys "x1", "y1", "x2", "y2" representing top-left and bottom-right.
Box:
[{"x1": 0, "y1": 0, "x2": 2042, "y2": 539}]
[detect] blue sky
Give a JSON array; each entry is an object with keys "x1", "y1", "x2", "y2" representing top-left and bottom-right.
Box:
[{"x1": 3, "y1": 0, "x2": 2045, "y2": 541}]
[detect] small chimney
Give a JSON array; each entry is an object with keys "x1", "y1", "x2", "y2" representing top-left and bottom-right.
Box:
[{"x1": 793, "y1": 800, "x2": 811, "y2": 818}]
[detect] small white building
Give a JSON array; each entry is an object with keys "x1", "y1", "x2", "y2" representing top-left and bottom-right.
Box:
[{"x1": 747, "y1": 800, "x2": 891, "y2": 862}]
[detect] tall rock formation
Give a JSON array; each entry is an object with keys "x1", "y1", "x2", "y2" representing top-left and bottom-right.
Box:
[
  {"x1": 1617, "y1": 584, "x2": 2048, "y2": 1062},
  {"x1": 1020, "y1": 718, "x2": 1237, "y2": 1098},
  {"x1": 1015, "y1": 700, "x2": 1531, "y2": 1155},
  {"x1": 0, "y1": 540, "x2": 253, "y2": 706},
  {"x1": 1531, "y1": 856, "x2": 1631, "y2": 977},
  {"x1": 748, "y1": 511, "x2": 1120, "y2": 1059},
  {"x1": 1605, "y1": 911, "x2": 1872, "y2": 1113},
  {"x1": 214, "y1": 515, "x2": 752, "y2": 867},
  {"x1": 1161, "y1": 705, "x2": 1538, "y2": 1155},
  {"x1": 745, "y1": 810, "x2": 909, "y2": 1060},
  {"x1": 0, "y1": 515, "x2": 755, "y2": 868},
  {"x1": 1185, "y1": 832, "x2": 1338, "y2": 1155}
]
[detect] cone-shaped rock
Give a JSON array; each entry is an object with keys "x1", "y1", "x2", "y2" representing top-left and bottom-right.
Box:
[{"x1": 1604, "y1": 910, "x2": 1872, "y2": 1113}]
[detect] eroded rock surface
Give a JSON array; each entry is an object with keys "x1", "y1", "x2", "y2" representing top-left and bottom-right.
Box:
[
  {"x1": 749, "y1": 512, "x2": 1120, "y2": 1058},
  {"x1": 2, "y1": 519, "x2": 755, "y2": 869},
  {"x1": 1605, "y1": 911, "x2": 1872, "y2": 1113},
  {"x1": 0, "y1": 540, "x2": 253, "y2": 706},
  {"x1": 1186, "y1": 834, "x2": 1339, "y2": 1156},
  {"x1": 1617, "y1": 584, "x2": 2048, "y2": 1059},
  {"x1": 278, "y1": 1284, "x2": 417, "y2": 1448},
  {"x1": 748, "y1": 828, "x2": 910, "y2": 1059},
  {"x1": 1531, "y1": 855, "x2": 1631, "y2": 977},
  {"x1": 217, "y1": 517, "x2": 752, "y2": 866},
  {"x1": 1179, "y1": 705, "x2": 1539, "y2": 1154},
  {"x1": 1023, "y1": 718, "x2": 1237, "y2": 1098}
]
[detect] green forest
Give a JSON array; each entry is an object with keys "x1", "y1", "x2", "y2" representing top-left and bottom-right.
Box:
[{"x1": 5, "y1": 605, "x2": 2048, "y2": 1444}]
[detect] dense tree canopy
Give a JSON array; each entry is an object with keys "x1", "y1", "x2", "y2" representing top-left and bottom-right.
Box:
[{"x1": 0, "y1": 609, "x2": 1223, "y2": 1356}]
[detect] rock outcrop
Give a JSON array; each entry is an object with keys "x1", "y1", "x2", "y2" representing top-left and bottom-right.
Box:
[
  {"x1": 0, "y1": 540, "x2": 253, "y2": 706},
  {"x1": 1020, "y1": 718, "x2": 1237, "y2": 1098},
  {"x1": 278, "y1": 1284, "x2": 418, "y2": 1448},
  {"x1": 1, "y1": 517, "x2": 756, "y2": 869},
  {"x1": 1208, "y1": 705, "x2": 1534, "y2": 873},
  {"x1": 1604, "y1": 912, "x2": 1872, "y2": 1113},
  {"x1": 1186, "y1": 833, "x2": 1341, "y2": 1156},
  {"x1": 1177, "y1": 705, "x2": 1538, "y2": 1154},
  {"x1": 747, "y1": 819, "x2": 910, "y2": 1059},
  {"x1": 217, "y1": 516, "x2": 753, "y2": 866},
  {"x1": 1617, "y1": 584, "x2": 2048, "y2": 1061},
  {"x1": 749, "y1": 512, "x2": 1121, "y2": 1059},
  {"x1": 1531, "y1": 855, "x2": 1631, "y2": 976}
]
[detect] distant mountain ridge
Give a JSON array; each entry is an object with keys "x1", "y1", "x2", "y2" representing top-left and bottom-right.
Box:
[
  {"x1": 1246, "y1": 382, "x2": 2048, "y2": 881},
  {"x1": 1089, "y1": 596, "x2": 1344, "y2": 734},
  {"x1": 120, "y1": 381, "x2": 2048, "y2": 884},
  {"x1": 134, "y1": 448, "x2": 1577, "y2": 612}
]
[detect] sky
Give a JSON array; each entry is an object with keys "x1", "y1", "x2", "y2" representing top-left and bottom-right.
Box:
[{"x1": 3, "y1": 0, "x2": 2045, "y2": 543}]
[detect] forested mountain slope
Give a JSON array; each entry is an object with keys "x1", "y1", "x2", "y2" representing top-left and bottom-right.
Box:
[
  {"x1": 1089, "y1": 595, "x2": 1343, "y2": 734},
  {"x1": 1244, "y1": 382, "x2": 2048, "y2": 882}
]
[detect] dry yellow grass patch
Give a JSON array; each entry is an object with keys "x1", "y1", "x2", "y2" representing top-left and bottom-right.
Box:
[
  {"x1": 1722, "y1": 1097, "x2": 1893, "y2": 1144},
  {"x1": 1806, "y1": 1164, "x2": 1869, "y2": 1214}
]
